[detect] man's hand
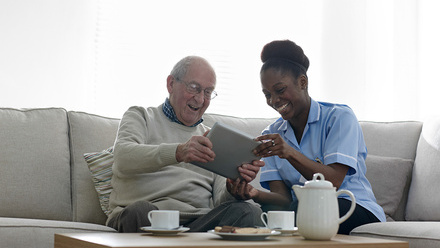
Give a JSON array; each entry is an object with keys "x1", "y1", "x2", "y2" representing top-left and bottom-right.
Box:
[
  {"x1": 226, "y1": 178, "x2": 259, "y2": 200},
  {"x1": 238, "y1": 160, "x2": 265, "y2": 182},
  {"x1": 176, "y1": 131, "x2": 215, "y2": 163}
]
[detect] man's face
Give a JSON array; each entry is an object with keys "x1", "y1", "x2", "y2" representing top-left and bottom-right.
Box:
[{"x1": 167, "y1": 60, "x2": 216, "y2": 126}]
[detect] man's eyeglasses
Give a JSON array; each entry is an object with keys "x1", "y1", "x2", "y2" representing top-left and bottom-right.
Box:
[{"x1": 175, "y1": 78, "x2": 218, "y2": 100}]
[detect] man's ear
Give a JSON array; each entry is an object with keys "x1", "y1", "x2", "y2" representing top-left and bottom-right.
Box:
[{"x1": 166, "y1": 75, "x2": 174, "y2": 94}]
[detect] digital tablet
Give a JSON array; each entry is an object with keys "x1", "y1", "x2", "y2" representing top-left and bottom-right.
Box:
[{"x1": 191, "y1": 122, "x2": 262, "y2": 179}]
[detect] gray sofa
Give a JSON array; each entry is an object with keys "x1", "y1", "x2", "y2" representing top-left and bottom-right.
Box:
[{"x1": 1, "y1": 107, "x2": 439, "y2": 248}]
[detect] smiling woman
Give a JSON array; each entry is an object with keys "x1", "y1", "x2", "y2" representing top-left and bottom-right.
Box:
[
  {"x1": 0, "y1": 0, "x2": 439, "y2": 121},
  {"x1": 248, "y1": 39, "x2": 387, "y2": 235}
]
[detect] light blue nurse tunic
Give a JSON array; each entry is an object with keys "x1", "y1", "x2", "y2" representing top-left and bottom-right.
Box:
[{"x1": 259, "y1": 98, "x2": 386, "y2": 222}]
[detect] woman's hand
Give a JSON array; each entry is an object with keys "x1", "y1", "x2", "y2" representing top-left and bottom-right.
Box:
[
  {"x1": 226, "y1": 178, "x2": 259, "y2": 200},
  {"x1": 254, "y1": 134, "x2": 349, "y2": 189},
  {"x1": 253, "y1": 134, "x2": 294, "y2": 159},
  {"x1": 176, "y1": 131, "x2": 216, "y2": 163}
]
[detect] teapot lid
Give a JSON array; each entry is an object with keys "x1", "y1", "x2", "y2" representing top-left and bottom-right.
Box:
[{"x1": 304, "y1": 173, "x2": 333, "y2": 188}]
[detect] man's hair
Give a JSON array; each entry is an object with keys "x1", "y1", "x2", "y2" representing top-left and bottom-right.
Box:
[{"x1": 170, "y1": 56, "x2": 216, "y2": 81}]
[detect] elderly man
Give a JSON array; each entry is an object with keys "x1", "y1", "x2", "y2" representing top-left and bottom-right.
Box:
[{"x1": 106, "y1": 56, "x2": 264, "y2": 233}]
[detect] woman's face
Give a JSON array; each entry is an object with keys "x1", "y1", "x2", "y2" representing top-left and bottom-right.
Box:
[{"x1": 261, "y1": 68, "x2": 310, "y2": 123}]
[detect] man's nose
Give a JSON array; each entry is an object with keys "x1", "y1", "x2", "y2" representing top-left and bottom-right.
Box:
[{"x1": 193, "y1": 91, "x2": 205, "y2": 102}]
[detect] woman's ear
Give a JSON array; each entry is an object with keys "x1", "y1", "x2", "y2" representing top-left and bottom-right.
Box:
[{"x1": 299, "y1": 75, "x2": 308, "y2": 90}]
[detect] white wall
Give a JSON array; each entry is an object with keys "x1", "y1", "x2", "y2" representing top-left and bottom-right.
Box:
[
  {"x1": 0, "y1": 0, "x2": 97, "y2": 112},
  {"x1": 418, "y1": 0, "x2": 440, "y2": 121},
  {"x1": 1, "y1": 0, "x2": 439, "y2": 121}
]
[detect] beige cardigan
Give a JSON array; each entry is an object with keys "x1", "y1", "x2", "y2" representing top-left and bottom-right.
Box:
[{"x1": 107, "y1": 105, "x2": 233, "y2": 224}]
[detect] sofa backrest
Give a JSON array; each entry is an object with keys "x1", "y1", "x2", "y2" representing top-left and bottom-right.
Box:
[
  {"x1": 406, "y1": 117, "x2": 440, "y2": 221},
  {"x1": 0, "y1": 108, "x2": 72, "y2": 221},
  {"x1": 73, "y1": 112, "x2": 423, "y2": 224},
  {"x1": 360, "y1": 121, "x2": 423, "y2": 221},
  {"x1": 68, "y1": 111, "x2": 120, "y2": 225},
  {"x1": 0, "y1": 106, "x2": 426, "y2": 225},
  {"x1": 360, "y1": 121, "x2": 423, "y2": 160}
]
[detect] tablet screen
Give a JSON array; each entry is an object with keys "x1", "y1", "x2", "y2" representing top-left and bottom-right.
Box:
[{"x1": 191, "y1": 122, "x2": 261, "y2": 179}]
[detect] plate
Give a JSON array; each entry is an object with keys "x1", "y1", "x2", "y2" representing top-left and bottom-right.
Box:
[
  {"x1": 277, "y1": 227, "x2": 299, "y2": 235},
  {"x1": 140, "y1": 226, "x2": 190, "y2": 235},
  {"x1": 207, "y1": 230, "x2": 281, "y2": 241}
]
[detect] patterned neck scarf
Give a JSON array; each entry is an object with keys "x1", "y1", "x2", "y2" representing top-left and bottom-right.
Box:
[{"x1": 162, "y1": 98, "x2": 203, "y2": 127}]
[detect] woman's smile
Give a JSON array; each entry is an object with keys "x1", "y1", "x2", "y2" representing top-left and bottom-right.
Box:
[{"x1": 275, "y1": 102, "x2": 290, "y2": 114}]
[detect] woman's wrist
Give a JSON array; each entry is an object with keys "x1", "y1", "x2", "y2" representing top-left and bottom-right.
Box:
[{"x1": 284, "y1": 146, "x2": 298, "y2": 161}]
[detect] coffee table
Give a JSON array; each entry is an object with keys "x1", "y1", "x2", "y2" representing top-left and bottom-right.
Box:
[{"x1": 55, "y1": 232, "x2": 408, "y2": 248}]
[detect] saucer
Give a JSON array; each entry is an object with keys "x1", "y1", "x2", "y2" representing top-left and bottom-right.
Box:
[
  {"x1": 140, "y1": 226, "x2": 190, "y2": 235},
  {"x1": 277, "y1": 227, "x2": 299, "y2": 235},
  {"x1": 208, "y1": 230, "x2": 281, "y2": 241}
]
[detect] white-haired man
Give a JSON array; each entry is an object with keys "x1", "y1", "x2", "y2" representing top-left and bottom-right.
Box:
[{"x1": 107, "y1": 56, "x2": 264, "y2": 232}]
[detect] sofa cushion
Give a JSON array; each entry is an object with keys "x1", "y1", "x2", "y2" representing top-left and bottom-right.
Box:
[
  {"x1": 0, "y1": 217, "x2": 115, "y2": 248},
  {"x1": 84, "y1": 147, "x2": 114, "y2": 216},
  {"x1": 406, "y1": 117, "x2": 440, "y2": 221},
  {"x1": 0, "y1": 108, "x2": 72, "y2": 221},
  {"x1": 351, "y1": 221, "x2": 440, "y2": 248},
  {"x1": 68, "y1": 111, "x2": 119, "y2": 225},
  {"x1": 365, "y1": 155, "x2": 413, "y2": 221}
]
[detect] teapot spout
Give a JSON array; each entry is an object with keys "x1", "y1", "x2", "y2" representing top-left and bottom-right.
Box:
[{"x1": 292, "y1": 185, "x2": 303, "y2": 200}]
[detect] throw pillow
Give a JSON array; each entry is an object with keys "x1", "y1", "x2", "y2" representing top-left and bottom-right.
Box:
[
  {"x1": 84, "y1": 147, "x2": 114, "y2": 216},
  {"x1": 365, "y1": 155, "x2": 414, "y2": 220}
]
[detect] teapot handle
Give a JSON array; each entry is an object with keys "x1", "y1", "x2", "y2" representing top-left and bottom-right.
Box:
[{"x1": 336, "y1": 190, "x2": 356, "y2": 224}]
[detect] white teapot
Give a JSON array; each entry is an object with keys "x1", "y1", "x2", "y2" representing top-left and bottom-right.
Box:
[{"x1": 292, "y1": 173, "x2": 356, "y2": 240}]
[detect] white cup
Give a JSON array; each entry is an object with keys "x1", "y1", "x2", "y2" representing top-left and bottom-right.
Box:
[
  {"x1": 261, "y1": 211, "x2": 295, "y2": 230},
  {"x1": 147, "y1": 210, "x2": 179, "y2": 229}
]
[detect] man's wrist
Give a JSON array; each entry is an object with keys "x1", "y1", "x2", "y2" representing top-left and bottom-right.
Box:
[{"x1": 175, "y1": 144, "x2": 183, "y2": 162}]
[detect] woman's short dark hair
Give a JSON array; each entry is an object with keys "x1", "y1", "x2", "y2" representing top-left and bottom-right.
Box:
[{"x1": 260, "y1": 40, "x2": 310, "y2": 79}]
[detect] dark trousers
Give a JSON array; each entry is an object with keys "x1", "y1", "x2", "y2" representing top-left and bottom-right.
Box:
[
  {"x1": 107, "y1": 200, "x2": 263, "y2": 233},
  {"x1": 337, "y1": 198, "x2": 380, "y2": 234}
]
